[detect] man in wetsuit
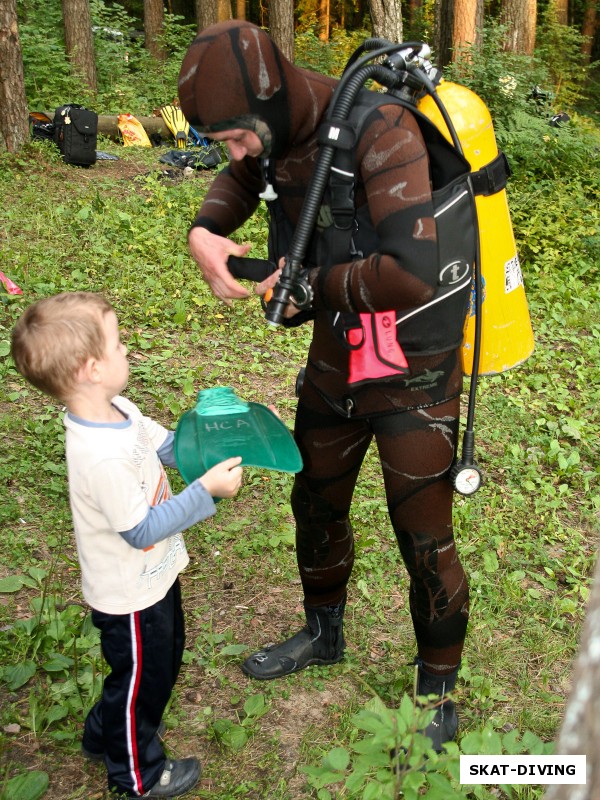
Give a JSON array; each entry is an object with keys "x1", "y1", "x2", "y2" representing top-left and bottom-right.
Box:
[{"x1": 178, "y1": 20, "x2": 470, "y2": 751}]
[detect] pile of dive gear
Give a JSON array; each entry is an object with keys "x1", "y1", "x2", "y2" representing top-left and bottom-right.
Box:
[
  {"x1": 29, "y1": 102, "x2": 222, "y2": 171},
  {"x1": 158, "y1": 103, "x2": 222, "y2": 169}
]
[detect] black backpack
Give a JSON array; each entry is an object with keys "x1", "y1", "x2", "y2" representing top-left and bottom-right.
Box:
[{"x1": 53, "y1": 104, "x2": 98, "y2": 167}]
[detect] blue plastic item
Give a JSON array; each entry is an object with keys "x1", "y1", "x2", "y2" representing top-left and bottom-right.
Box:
[{"x1": 174, "y1": 387, "x2": 302, "y2": 484}]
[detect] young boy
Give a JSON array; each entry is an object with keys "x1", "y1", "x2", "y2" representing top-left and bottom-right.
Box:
[{"x1": 11, "y1": 291, "x2": 243, "y2": 799}]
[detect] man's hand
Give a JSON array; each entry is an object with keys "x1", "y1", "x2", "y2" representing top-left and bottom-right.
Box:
[
  {"x1": 255, "y1": 266, "x2": 302, "y2": 320},
  {"x1": 188, "y1": 227, "x2": 252, "y2": 304}
]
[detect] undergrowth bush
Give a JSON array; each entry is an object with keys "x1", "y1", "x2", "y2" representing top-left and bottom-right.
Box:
[
  {"x1": 19, "y1": 0, "x2": 197, "y2": 114},
  {"x1": 18, "y1": 0, "x2": 83, "y2": 109},
  {"x1": 295, "y1": 27, "x2": 369, "y2": 77},
  {"x1": 444, "y1": 22, "x2": 547, "y2": 130},
  {"x1": 302, "y1": 693, "x2": 552, "y2": 800},
  {"x1": 535, "y1": 5, "x2": 597, "y2": 112},
  {"x1": 444, "y1": 19, "x2": 596, "y2": 131}
]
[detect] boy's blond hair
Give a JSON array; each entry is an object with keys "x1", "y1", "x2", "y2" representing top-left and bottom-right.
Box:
[{"x1": 11, "y1": 292, "x2": 114, "y2": 401}]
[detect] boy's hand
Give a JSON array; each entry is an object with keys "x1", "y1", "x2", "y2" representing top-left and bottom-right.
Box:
[{"x1": 198, "y1": 456, "x2": 243, "y2": 498}]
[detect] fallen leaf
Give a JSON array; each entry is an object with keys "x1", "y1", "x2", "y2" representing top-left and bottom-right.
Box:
[{"x1": 4, "y1": 723, "x2": 21, "y2": 734}]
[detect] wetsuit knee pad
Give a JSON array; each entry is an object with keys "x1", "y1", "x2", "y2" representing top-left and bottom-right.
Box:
[{"x1": 291, "y1": 481, "x2": 339, "y2": 527}]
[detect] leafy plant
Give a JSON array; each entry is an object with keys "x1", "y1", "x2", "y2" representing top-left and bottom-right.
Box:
[
  {"x1": 0, "y1": 566, "x2": 103, "y2": 741},
  {"x1": 208, "y1": 693, "x2": 269, "y2": 752},
  {"x1": 302, "y1": 693, "x2": 553, "y2": 800},
  {"x1": 0, "y1": 769, "x2": 49, "y2": 800},
  {"x1": 302, "y1": 694, "x2": 452, "y2": 800}
]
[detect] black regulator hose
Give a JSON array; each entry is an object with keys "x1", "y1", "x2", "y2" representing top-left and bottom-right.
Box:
[
  {"x1": 264, "y1": 61, "x2": 401, "y2": 326},
  {"x1": 266, "y1": 41, "x2": 432, "y2": 326}
]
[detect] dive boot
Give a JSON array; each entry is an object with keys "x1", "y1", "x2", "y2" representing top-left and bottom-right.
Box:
[
  {"x1": 242, "y1": 600, "x2": 346, "y2": 680},
  {"x1": 416, "y1": 659, "x2": 459, "y2": 752}
]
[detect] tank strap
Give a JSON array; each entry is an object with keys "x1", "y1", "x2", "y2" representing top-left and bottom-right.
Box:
[{"x1": 470, "y1": 151, "x2": 511, "y2": 197}]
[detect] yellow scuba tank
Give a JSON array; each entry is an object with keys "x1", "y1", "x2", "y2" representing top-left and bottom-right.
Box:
[{"x1": 418, "y1": 81, "x2": 534, "y2": 376}]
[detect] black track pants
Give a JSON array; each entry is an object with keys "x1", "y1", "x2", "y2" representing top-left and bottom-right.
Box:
[
  {"x1": 83, "y1": 578, "x2": 185, "y2": 796},
  {"x1": 291, "y1": 383, "x2": 469, "y2": 673}
]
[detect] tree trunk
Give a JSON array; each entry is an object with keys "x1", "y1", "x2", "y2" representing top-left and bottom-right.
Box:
[
  {"x1": 437, "y1": 0, "x2": 482, "y2": 66},
  {"x1": 500, "y1": 0, "x2": 536, "y2": 55},
  {"x1": 61, "y1": 0, "x2": 97, "y2": 93},
  {"x1": 144, "y1": 0, "x2": 167, "y2": 61},
  {"x1": 318, "y1": 0, "x2": 330, "y2": 41},
  {"x1": 369, "y1": 0, "x2": 403, "y2": 42},
  {"x1": 0, "y1": 0, "x2": 29, "y2": 152},
  {"x1": 351, "y1": 0, "x2": 370, "y2": 29},
  {"x1": 257, "y1": 0, "x2": 268, "y2": 28},
  {"x1": 42, "y1": 112, "x2": 173, "y2": 139},
  {"x1": 554, "y1": 0, "x2": 568, "y2": 25},
  {"x1": 169, "y1": 0, "x2": 197, "y2": 23},
  {"x1": 196, "y1": 0, "x2": 218, "y2": 31},
  {"x1": 581, "y1": 0, "x2": 597, "y2": 61},
  {"x1": 544, "y1": 556, "x2": 600, "y2": 800},
  {"x1": 269, "y1": 0, "x2": 294, "y2": 62},
  {"x1": 434, "y1": 0, "x2": 454, "y2": 68},
  {"x1": 218, "y1": 0, "x2": 232, "y2": 20},
  {"x1": 453, "y1": 0, "x2": 477, "y2": 50},
  {"x1": 476, "y1": 0, "x2": 483, "y2": 47},
  {"x1": 234, "y1": 0, "x2": 246, "y2": 19},
  {"x1": 408, "y1": 0, "x2": 422, "y2": 29}
]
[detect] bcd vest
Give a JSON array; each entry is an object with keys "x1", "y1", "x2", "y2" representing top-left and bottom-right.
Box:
[{"x1": 265, "y1": 88, "x2": 509, "y2": 360}]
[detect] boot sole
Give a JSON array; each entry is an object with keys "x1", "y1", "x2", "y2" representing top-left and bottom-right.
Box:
[{"x1": 241, "y1": 653, "x2": 344, "y2": 680}]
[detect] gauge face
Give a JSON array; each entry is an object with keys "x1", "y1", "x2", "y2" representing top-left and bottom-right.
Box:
[{"x1": 453, "y1": 466, "x2": 482, "y2": 495}]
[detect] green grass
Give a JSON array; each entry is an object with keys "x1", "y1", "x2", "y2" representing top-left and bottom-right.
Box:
[{"x1": 0, "y1": 117, "x2": 598, "y2": 799}]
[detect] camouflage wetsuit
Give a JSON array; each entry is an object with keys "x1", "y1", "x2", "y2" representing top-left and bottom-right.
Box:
[{"x1": 179, "y1": 20, "x2": 469, "y2": 676}]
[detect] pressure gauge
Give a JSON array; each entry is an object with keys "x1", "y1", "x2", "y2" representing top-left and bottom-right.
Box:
[{"x1": 450, "y1": 462, "x2": 483, "y2": 496}]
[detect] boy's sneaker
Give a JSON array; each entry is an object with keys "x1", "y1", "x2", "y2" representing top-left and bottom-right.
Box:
[
  {"x1": 138, "y1": 758, "x2": 201, "y2": 798},
  {"x1": 82, "y1": 721, "x2": 167, "y2": 762}
]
